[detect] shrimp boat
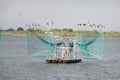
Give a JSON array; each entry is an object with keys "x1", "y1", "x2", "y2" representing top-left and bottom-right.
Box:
[
  {"x1": 46, "y1": 40, "x2": 82, "y2": 63},
  {"x1": 27, "y1": 22, "x2": 104, "y2": 63}
]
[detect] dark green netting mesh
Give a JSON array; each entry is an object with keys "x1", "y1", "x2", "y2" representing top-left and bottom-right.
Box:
[
  {"x1": 27, "y1": 25, "x2": 63, "y2": 59},
  {"x1": 0, "y1": 27, "x2": 2, "y2": 41},
  {"x1": 77, "y1": 24, "x2": 104, "y2": 60}
]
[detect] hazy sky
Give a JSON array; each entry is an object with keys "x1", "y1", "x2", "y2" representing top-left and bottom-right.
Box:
[{"x1": 0, "y1": 0, "x2": 120, "y2": 31}]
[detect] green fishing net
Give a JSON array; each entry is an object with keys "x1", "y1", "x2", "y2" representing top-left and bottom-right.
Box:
[
  {"x1": 27, "y1": 25, "x2": 49, "y2": 59},
  {"x1": 27, "y1": 24, "x2": 63, "y2": 59},
  {"x1": 0, "y1": 27, "x2": 2, "y2": 41},
  {"x1": 77, "y1": 23, "x2": 104, "y2": 60},
  {"x1": 27, "y1": 23, "x2": 104, "y2": 60}
]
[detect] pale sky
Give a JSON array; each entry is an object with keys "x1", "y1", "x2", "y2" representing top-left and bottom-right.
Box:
[{"x1": 0, "y1": 0, "x2": 120, "y2": 31}]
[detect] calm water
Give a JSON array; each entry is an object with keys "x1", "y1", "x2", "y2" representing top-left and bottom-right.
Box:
[{"x1": 0, "y1": 36, "x2": 120, "y2": 80}]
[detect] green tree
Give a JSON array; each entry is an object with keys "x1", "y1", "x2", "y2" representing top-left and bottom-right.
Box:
[
  {"x1": 68, "y1": 29, "x2": 73, "y2": 32},
  {"x1": 17, "y1": 27, "x2": 24, "y2": 31},
  {"x1": 6, "y1": 28, "x2": 15, "y2": 31},
  {"x1": 62, "y1": 28, "x2": 68, "y2": 31}
]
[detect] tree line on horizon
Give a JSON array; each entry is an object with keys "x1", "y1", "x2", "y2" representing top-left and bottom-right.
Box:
[
  {"x1": 4, "y1": 27, "x2": 24, "y2": 31},
  {"x1": 3, "y1": 27, "x2": 120, "y2": 33},
  {"x1": 3, "y1": 27, "x2": 74, "y2": 32}
]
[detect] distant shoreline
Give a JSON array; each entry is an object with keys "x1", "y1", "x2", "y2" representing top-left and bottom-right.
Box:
[{"x1": 1, "y1": 31, "x2": 120, "y2": 37}]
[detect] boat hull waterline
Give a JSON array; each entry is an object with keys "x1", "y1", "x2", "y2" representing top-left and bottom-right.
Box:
[{"x1": 46, "y1": 58, "x2": 81, "y2": 63}]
